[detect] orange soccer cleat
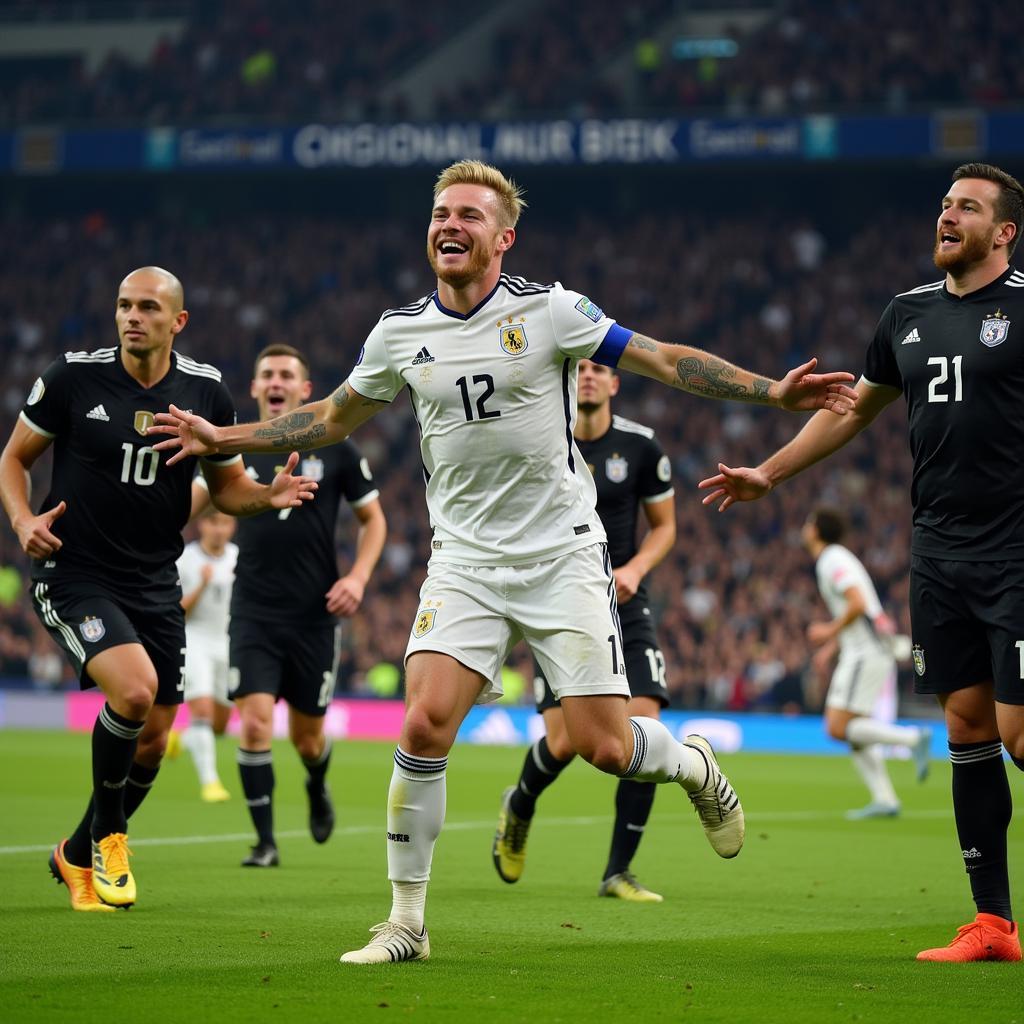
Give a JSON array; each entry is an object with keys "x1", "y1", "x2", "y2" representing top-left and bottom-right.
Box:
[
  {"x1": 916, "y1": 913, "x2": 1022, "y2": 962},
  {"x1": 49, "y1": 840, "x2": 116, "y2": 912}
]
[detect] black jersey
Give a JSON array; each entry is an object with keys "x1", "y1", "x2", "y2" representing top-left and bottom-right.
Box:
[
  {"x1": 231, "y1": 441, "x2": 379, "y2": 625},
  {"x1": 576, "y1": 414, "x2": 674, "y2": 608},
  {"x1": 22, "y1": 347, "x2": 237, "y2": 603},
  {"x1": 864, "y1": 265, "x2": 1024, "y2": 560}
]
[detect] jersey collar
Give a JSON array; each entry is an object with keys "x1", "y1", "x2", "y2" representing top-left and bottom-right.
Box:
[
  {"x1": 431, "y1": 279, "x2": 502, "y2": 321},
  {"x1": 940, "y1": 264, "x2": 1015, "y2": 302}
]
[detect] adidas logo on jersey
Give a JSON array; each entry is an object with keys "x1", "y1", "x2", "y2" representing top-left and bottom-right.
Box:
[
  {"x1": 962, "y1": 847, "x2": 983, "y2": 859},
  {"x1": 411, "y1": 347, "x2": 435, "y2": 365},
  {"x1": 901, "y1": 328, "x2": 922, "y2": 345},
  {"x1": 86, "y1": 404, "x2": 110, "y2": 421}
]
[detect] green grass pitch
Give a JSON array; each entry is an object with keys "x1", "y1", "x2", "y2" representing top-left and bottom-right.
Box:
[{"x1": 1, "y1": 729, "x2": 1021, "y2": 1023}]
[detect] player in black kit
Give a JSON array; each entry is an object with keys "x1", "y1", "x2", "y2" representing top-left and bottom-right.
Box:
[
  {"x1": 493, "y1": 358, "x2": 676, "y2": 901},
  {"x1": 204, "y1": 344, "x2": 386, "y2": 868},
  {"x1": 0, "y1": 268, "x2": 317, "y2": 912},
  {"x1": 700, "y1": 164, "x2": 1024, "y2": 963}
]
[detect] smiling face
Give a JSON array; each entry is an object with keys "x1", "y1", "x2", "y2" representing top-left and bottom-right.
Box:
[
  {"x1": 115, "y1": 269, "x2": 187, "y2": 359},
  {"x1": 426, "y1": 183, "x2": 515, "y2": 290},
  {"x1": 934, "y1": 178, "x2": 1006, "y2": 275},
  {"x1": 251, "y1": 354, "x2": 313, "y2": 420}
]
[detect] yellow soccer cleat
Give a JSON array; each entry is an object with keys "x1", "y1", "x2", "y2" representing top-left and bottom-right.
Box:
[
  {"x1": 49, "y1": 840, "x2": 115, "y2": 912},
  {"x1": 200, "y1": 780, "x2": 231, "y2": 803},
  {"x1": 492, "y1": 787, "x2": 531, "y2": 884},
  {"x1": 598, "y1": 871, "x2": 664, "y2": 903},
  {"x1": 164, "y1": 729, "x2": 182, "y2": 760},
  {"x1": 91, "y1": 833, "x2": 136, "y2": 908}
]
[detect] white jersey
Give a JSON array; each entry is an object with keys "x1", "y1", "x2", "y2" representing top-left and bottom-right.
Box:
[
  {"x1": 814, "y1": 543, "x2": 887, "y2": 658},
  {"x1": 176, "y1": 540, "x2": 238, "y2": 641},
  {"x1": 349, "y1": 275, "x2": 631, "y2": 565}
]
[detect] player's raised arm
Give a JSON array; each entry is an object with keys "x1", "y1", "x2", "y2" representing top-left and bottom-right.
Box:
[
  {"x1": 698, "y1": 378, "x2": 900, "y2": 512},
  {"x1": 149, "y1": 381, "x2": 386, "y2": 465},
  {"x1": 617, "y1": 333, "x2": 859, "y2": 414}
]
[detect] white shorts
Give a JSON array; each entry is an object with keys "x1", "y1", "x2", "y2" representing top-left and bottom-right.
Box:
[
  {"x1": 406, "y1": 544, "x2": 630, "y2": 705},
  {"x1": 825, "y1": 649, "x2": 896, "y2": 717},
  {"x1": 184, "y1": 633, "x2": 232, "y2": 706}
]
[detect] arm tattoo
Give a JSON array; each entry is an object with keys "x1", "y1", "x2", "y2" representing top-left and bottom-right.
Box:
[
  {"x1": 331, "y1": 386, "x2": 349, "y2": 409},
  {"x1": 674, "y1": 355, "x2": 772, "y2": 402},
  {"x1": 628, "y1": 334, "x2": 658, "y2": 352},
  {"x1": 253, "y1": 411, "x2": 327, "y2": 449}
]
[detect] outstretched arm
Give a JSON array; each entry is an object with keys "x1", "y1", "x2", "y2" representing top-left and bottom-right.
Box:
[
  {"x1": 201, "y1": 455, "x2": 319, "y2": 517},
  {"x1": 150, "y1": 382, "x2": 386, "y2": 465},
  {"x1": 617, "y1": 334, "x2": 858, "y2": 414},
  {"x1": 698, "y1": 379, "x2": 900, "y2": 511}
]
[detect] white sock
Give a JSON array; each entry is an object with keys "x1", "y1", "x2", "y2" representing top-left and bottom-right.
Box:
[
  {"x1": 183, "y1": 719, "x2": 219, "y2": 786},
  {"x1": 851, "y1": 745, "x2": 899, "y2": 806},
  {"x1": 386, "y1": 747, "x2": 446, "y2": 931},
  {"x1": 623, "y1": 717, "x2": 705, "y2": 791},
  {"x1": 846, "y1": 717, "x2": 922, "y2": 748}
]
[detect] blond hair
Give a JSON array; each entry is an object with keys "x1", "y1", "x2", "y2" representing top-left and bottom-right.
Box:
[{"x1": 433, "y1": 160, "x2": 526, "y2": 228}]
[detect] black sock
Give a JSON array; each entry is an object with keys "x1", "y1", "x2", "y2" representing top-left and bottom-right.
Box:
[
  {"x1": 302, "y1": 736, "x2": 332, "y2": 790},
  {"x1": 509, "y1": 737, "x2": 572, "y2": 820},
  {"x1": 603, "y1": 779, "x2": 657, "y2": 880},
  {"x1": 238, "y1": 748, "x2": 275, "y2": 846},
  {"x1": 65, "y1": 761, "x2": 161, "y2": 867},
  {"x1": 949, "y1": 740, "x2": 1013, "y2": 920},
  {"x1": 90, "y1": 703, "x2": 144, "y2": 841}
]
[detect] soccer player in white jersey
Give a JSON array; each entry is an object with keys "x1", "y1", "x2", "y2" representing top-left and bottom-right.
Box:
[
  {"x1": 802, "y1": 507, "x2": 932, "y2": 819},
  {"x1": 150, "y1": 160, "x2": 859, "y2": 964},
  {"x1": 170, "y1": 505, "x2": 238, "y2": 802}
]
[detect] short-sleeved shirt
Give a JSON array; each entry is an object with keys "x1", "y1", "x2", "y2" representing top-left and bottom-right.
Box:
[
  {"x1": 177, "y1": 540, "x2": 238, "y2": 641},
  {"x1": 347, "y1": 274, "x2": 632, "y2": 565},
  {"x1": 814, "y1": 543, "x2": 888, "y2": 658},
  {"x1": 21, "y1": 347, "x2": 238, "y2": 606},
  {"x1": 230, "y1": 442, "x2": 379, "y2": 625},
  {"x1": 863, "y1": 266, "x2": 1024, "y2": 559},
  {"x1": 577, "y1": 414, "x2": 673, "y2": 611}
]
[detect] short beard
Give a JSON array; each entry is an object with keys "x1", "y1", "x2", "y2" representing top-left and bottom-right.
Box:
[
  {"x1": 426, "y1": 240, "x2": 493, "y2": 290},
  {"x1": 577, "y1": 399, "x2": 603, "y2": 415},
  {"x1": 933, "y1": 226, "x2": 996, "y2": 276}
]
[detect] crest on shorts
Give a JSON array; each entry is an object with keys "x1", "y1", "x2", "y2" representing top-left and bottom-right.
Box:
[
  {"x1": 301, "y1": 455, "x2": 324, "y2": 481},
  {"x1": 79, "y1": 616, "x2": 106, "y2": 643},
  {"x1": 500, "y1": 324, "x2": 528, "y2": 355},
  {"x1": 605, "y1": 455, "x2": 628, "y2": 483},
  {"x1": 413, "y1": 608, "x2": 436, "y2": 638},
  {"x1": 133, "y1": 410, "x2": 155, "y2": 436},
  {"x1": 911, "y1": 643, "x2": 926, "y2": 677},
  {"x1": 980, "y1": 309, "x2": 1010, "y2": 347}
]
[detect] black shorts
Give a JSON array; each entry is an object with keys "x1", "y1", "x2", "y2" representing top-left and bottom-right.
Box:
[
  {"x1": 534, "y1": 603, "x2": 670, "y2": 712},
  {"x1": 30, "y1": 579, "x2": 185, "y2": 704},
  {"x1": 229, "y1": 617, "x2": 341, "y2": 717},
  {"x1": 909, "y1": 554, "x2": 1024, "y2": 705}
]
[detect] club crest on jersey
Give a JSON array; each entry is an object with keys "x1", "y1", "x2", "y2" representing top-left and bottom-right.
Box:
[
  {"x1": 911, "y1": 643, "x2": 926, "y2": 677},
  {"x1": 574, "y1": 296, "x2": 604, "y2": 323},
  {"x1": 500, "y1": 324, "x2": 528, "y2": 355},
  {"x1": 133, "y1": 411, "x2": 155, "y2": 436},
  {"x1": 605, "y1": 455, "x2": 628, "y2": 483},
  {"x1": 301, "y1": 455, "x2": 324, "y2": 481},
  {"x1": 79, "y1": 616, "x2": 106, "y2": 643},
  {"x1": 980, "y1": 309, "x2": 1010, "y2": 347},
  {"x1": 413, "y1": 608, "x2": 436, "y2": 638}
]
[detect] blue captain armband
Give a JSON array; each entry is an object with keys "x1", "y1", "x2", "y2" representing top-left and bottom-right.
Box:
[{"x1": 590, "y1": 323, "x2": 634, "y2": 368}]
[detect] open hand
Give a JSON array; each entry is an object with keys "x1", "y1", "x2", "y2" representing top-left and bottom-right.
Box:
[
  {"x1": 698, "y1": 464, "x2": 773, "y2": 512},
  {"x1": 776, "y1": 358, "x2": 858, "y2": 415},
  {"x1": 269, "y1": 451, "x2": 318, "y2": 509},
  {"x1": 149, "y1": 405, "x2": 220, "y2": 466}
]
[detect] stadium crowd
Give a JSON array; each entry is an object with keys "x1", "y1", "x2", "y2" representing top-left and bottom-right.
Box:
[
  {"x1": 3, "y1": 0, "x2": 1023, "y2": 126},
  {"x1": 0, "y1": 197, "x2": 931, "y2": 710}
]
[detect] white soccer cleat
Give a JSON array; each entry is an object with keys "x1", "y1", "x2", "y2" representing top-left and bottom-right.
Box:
[
  {"x1": 683, "y1": 735, "x2": 744, "y2": 858},
  {"x1": 339, "y1": 922, "x2": 430, "y2": 964}
]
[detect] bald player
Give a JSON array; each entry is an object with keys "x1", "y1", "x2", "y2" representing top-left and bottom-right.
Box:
[{"x1": 0, "y1": 267, "x2": 318, "y2": 913}]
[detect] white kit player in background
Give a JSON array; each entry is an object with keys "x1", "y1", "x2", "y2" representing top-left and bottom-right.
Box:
[
  {"x1": 801, "y1": 506, "x2": 932, "y2": 818},
  {"x1": 169, "y1": 505, "x2": 238, "y2": 802}
]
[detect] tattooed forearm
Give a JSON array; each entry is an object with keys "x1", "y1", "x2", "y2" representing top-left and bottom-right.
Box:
[
  {"x1": 253, "y1": 412, "x2": 328, "y2": 449},
  {"x1": 331, "y1": 385, "x2": 349, "y2": 409},
  {"x1": 674, "y1": 355, "x2": 773, "y2": 403},
  {"x1": 628, "y1": 334, "x2": 658, "y2": 352},
  {"x1": 236, "y1": 501, "x2": 265, "y2": 515}
]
